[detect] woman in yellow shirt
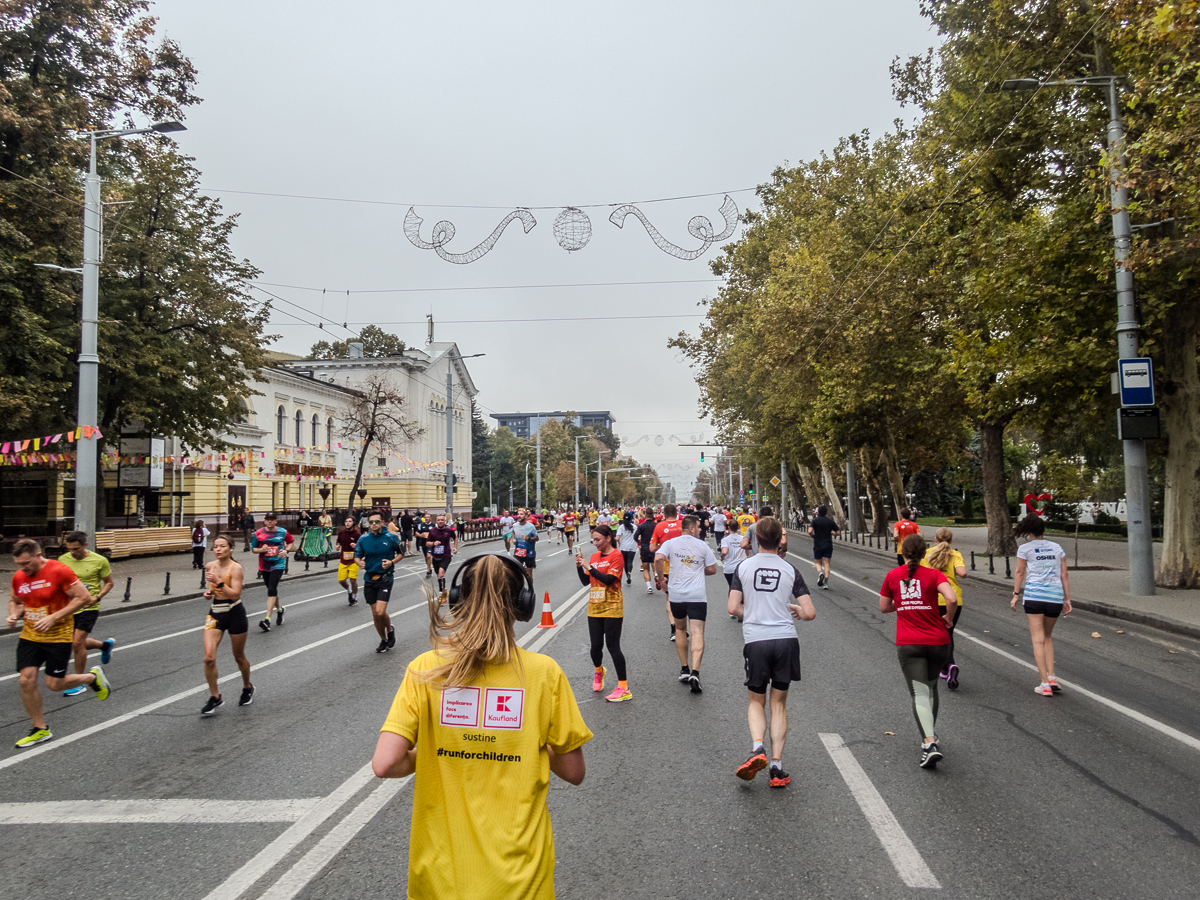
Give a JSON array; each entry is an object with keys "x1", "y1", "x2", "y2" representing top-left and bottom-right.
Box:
[
  {"x1": 373, "y1": 555, "x2": 593, "y2": 899},
  {"x1": 921, "y1": 527, "x2": 968, "y2": 691}
]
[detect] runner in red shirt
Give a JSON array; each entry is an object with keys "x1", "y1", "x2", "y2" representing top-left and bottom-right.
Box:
[
  {"x1": 893, "y1": 507, "x2": 921, "y2": 567},
  {"x1": 650, "y1": 504, "x2": 683, "y2": 642},
  {"x1": 879, "y1": 533, "x2": 958, "y2": 770},
  {"x1": 7, "y1": 539, "x2": 112, "y2": 749}
]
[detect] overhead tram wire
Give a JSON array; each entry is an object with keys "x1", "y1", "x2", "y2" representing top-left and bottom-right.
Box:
[{"x1": 252, "y1": 278, "x2": 722, "y2": 295}]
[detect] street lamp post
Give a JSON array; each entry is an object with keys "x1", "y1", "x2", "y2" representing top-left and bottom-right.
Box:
[
  {"x1": 573, "y1": 435, "x2": 589, "y2": 510},
  {"x1": 1000, "y1": 75, "x2": 1155, "y2": 596},
  {"x1": 525, "y1": 462, "x2": 530, "y2": 508},
  {"x1": 444, "y1": 351, "x2": 484, "y2": 520},
  {"x1": 38, "y1": 120, "x2": 185, "y2": 543}
]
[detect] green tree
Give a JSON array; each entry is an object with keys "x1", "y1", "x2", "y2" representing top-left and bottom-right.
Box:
[{"x1": 310, "y1": 325, "x2": 406, "y2": 359}]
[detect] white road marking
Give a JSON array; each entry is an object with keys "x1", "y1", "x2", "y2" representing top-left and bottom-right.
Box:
[
  {"x1": 827, "y1": 568, "x2": 1200, "y2": 754},
  {"x1": 201, "y1": 763, "x2": 378, "y2": 900},
  {"x1": 818, "y1": 732, "x2": 941, "y2": 889},
  {"x1": 0, "y1": 601, "x2": 426, "y2": 771},
  {"x1": 0, "y1": 798, "x2": 319, "y2": 825},
  {"x1": 525, "y1": 587, "x2": 590, "y2": 653},
  {"x1": 256, "y1": 776, "x2": 413, "y2": 900}
]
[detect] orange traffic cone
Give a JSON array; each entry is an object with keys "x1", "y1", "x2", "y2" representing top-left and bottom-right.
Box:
[{"x1": 536, "y1": 591, "x2": 557, "y2": 629}]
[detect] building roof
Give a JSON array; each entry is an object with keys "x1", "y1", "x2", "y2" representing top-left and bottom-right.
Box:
[{"x1": 489, "y1": 411, "x2": 615, "y2": 422}]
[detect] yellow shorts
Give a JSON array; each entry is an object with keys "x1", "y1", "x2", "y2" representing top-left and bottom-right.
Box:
[{"x1": 337, "y1": 562, "x2": 360, "y2": 580}]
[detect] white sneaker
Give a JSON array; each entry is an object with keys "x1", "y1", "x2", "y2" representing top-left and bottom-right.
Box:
[{"x1": 646, "y1": 584, "x2": 653, "y2": 594}]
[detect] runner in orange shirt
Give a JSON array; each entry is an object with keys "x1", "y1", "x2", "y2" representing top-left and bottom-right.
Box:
[{"x1": 893, "y1": 508, "x2": 921, "y2": 566}]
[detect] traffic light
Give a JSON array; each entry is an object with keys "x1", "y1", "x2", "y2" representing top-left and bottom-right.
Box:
[
  {"x1": 700, "y1": 451, "x2": 705, "y2": 462},
  {"x1": 747, "y1": 486, "x2": 755, "y2": 497}
]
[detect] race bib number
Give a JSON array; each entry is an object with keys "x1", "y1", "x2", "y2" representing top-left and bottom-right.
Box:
[
  {"x1": 589, "y1": 584, "x2": 605, "y2": 603},
  {"x1": 341, "y1": 550, "x2": 355, "y2": 563},
  {"x1": 514, "y1": 547, "x2": 527, "y2": 558},
  {"x1": 265, "y1": 546, "x2": 279, "y2": 558},
  {"x1": 433, "y1": 545, "x2": 445, "y2": 555}
]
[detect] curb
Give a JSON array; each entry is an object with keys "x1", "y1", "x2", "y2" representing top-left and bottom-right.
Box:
[
  {"x1": 2, "y1": 533, "x2": 522, "y2": 636},
  {"x1": 787, "y1": 529, "x2": 1200, "y2": 642}
]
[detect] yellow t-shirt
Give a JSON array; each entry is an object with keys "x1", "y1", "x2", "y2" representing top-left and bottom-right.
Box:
[
  {"x1": 381, "y1": 647, "x2": 594, "y2": 900},
  {"x1": 921, "y1": 549, "x2": 965, "y2": 606},
  {"x1": 57, "y1": 551, "x2": 112, "y2": 612},
  {"x1": 587, "y1": 510, "x2": 599, "y2": 526},
  {"x1": 737, "y1": 514, "x2": 755, "y2": 536}
]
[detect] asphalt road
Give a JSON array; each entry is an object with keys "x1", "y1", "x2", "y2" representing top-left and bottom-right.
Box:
[{"x1": 3, "y1": 532, "x2": 1199, "y2": 899}]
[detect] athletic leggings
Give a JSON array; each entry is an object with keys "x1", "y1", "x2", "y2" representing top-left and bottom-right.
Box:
[
  {"x1": 621, "y1": 550, "x2": 635, "y2": 575},
  {"x1": 897, "y1": 643, "x2": 951, "y2": 739},
  {"x1": 588, "y1": 616, "x2": 627, "y2": 681}
]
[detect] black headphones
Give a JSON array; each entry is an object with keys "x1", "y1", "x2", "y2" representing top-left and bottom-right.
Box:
[{"x1": 447, "y1": 554, "x2": 536, "y2": 622}]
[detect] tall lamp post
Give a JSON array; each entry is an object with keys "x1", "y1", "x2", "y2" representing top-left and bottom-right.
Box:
[
  {"x1": 444, "y1": 350, "x2": 484, "y2": 519},
  {"x1": 573, "y1": 435, "x2": 590, "y2": 509},
  {"x1": 38, "y1": 119, "x2": 185, "y2": 542},
  {"x1": 1000, "y1": 75, "x2": 1155, "y2": 596}
]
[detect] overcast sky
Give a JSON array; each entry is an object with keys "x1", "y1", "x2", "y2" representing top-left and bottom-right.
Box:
[{"x1": 152, "y1": 0, "x2": 937, "y2": 497}]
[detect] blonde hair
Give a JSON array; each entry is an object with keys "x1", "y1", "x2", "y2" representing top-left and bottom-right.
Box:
[
  {"x1": 926, "y1": 527, "x2": 954, "y2": 571},
  {"x1": 418, "y1": 555, "x2": 522, "y2": 690}
]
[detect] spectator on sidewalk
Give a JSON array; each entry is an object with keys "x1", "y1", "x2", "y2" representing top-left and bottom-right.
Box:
[
  {"x1": 240, "y1": 510, "x2": 256, "y2": 551},
  {"x1": 191, "y1": 520, "x2": 210, "y2": 569}
]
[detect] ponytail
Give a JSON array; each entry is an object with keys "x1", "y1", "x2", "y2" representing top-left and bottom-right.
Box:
[
  {"x1": 926, "y1": 527, "x2": 954, "y2": 570},
  {"x1": 902, "y1": 533, "x2": 927, "y2": 581}
]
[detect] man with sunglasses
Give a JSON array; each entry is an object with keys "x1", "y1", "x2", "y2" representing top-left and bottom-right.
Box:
[{"x1": 354, "y1": 513, "x2": 405, "y2": 653}]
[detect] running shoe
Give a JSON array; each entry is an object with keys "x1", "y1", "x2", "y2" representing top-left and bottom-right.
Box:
[
  {"x1": 201, "y1": 695, "x2": 224, "y2": 716},
  {"x1": 15, "y1": 727, "x2": 52, "y2": 749},
  {"x1": 938, "y1": 667, "x2": 950, "y2": 680},
  {"x1": 689, "y1": 673, "x2": 703, "y2": 694},
  {"x1": 919, "y1": 743, "x2": 943, "y2": 769},
  {"x1": 605, "y1": 685, "x2": 632, "y2": 702},
  {"x1": 626, "y1": 574, "x2": 631, "y2": 584},
  {"x1": 946, "y1": 664, "x2": 960, "y2": 691},
  {"x1": 817, "y1": 574, "x2": 825, "y2": 588},
  {"x1": 239, "y1": 686, "x2": 255, "y2": 706},
  {"x1": 101, "y1": 638, "x2": 115, "y2": 664},
  {"x1": 349, "y1": 596, "x2": 358, "y2": 606},
  {"x1": 63, "y1": 685, "x2": 87, "y2": 696},
  {"x1": 259, "y1": 618, "x2": 271, "y2": 632},
  {"x1": 592, "y1": 666, "x2": 607, "y2": 692},
  {"x1": 736, "y1": 749, "x2": 768, "y2": 781},
  {"x1": 769, "y1": 767, "x2": 791, "y2": 788},
  {"x1": 1034, "y1": 684, "x2": 1054, "y2": 696},
  {"x1": 646, "y1": 584, "x2": 653, "y2": 594},
  {"x1": 425, "y1": 570, "x2": 432, "y2": 579},
  {"x1": 387, "y1": 626, "x2": 396, "y2": 649},
  {"x1": 276, "y1": 605, "x2": 285, "y2": 626},
  {"x1": 678, "y1": 670, "x2": 692, "y2": 683},
  {"x1": 1048, "y1": 677, "x2": 1062, "y2": 694},
  {"x1": 376, "y1": 638, "x2": 389, "y2": 654},
  {"x1": 89, "y1": 666, "x2": 111, "y2": 700}
]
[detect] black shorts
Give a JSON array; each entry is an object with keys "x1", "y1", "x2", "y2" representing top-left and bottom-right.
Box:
[
  {"x1": 724, "y1": 572, "x2": 734, "y2": 589},
  {"x1": 639, "y1": 548, "x2": 655, "y2": 565},
  {"x1": 16, "y1": 639, "x2": 72, "y2": 678},
  {"x1": 73, "y1": 609, "x2": 100, "y2": 634},
  {"x1": 432, "y1": 553, "x2": 453, "y2": 574},
  {"x1": 206, "y1": 604, "x2": 249, "y2": 635},
  {"x1": 364, "y1": 580, "x2": 394, "y2": 606},
  {"x1": 813, "y1": 544, "x2": 833, "y2": 561},
  {"x1": 1023, "y1": 599, "x2": 1063, "y2": 618},
  {"x1": 259, "y1": 568, "x2": 284, "y2": 594},
  {"x1": 743, "y1": 638, "x2": 802, "y2": 693},
  {"x1": 401, "y1": 531, "x2": 413, "y2": 542},
  {"x1": 520, "y1": 556, "x2": 536, "y2": 570},
  {"x1": 669, "y1": 601, "x2": 708, "y2": 622}
]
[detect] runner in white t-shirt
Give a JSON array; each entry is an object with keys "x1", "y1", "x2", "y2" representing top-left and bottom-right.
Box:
[
  {"x1": 499, "y1": 511, "x2": 516, "y2": 555},
  {"x1": 721, "y1": 529, "x2": 748, "y2": 619},
  {"x1": 1011, "y1": 514, "x2": 1072, "y2": 696},
  {"x1": 655, "y1": 515, "x2": 717, "y2": 693},
  {"x1": 711, "y1": 510, "x2": 727, "y2": 547}
]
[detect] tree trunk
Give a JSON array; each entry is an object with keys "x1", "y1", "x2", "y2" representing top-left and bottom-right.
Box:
[
  {"x1": 980, "y1": 422, "x2": 1016, "y2": 556},
  {"x1": 860, "y1": 446, "x2": 888, "y2": 535},
  {"x1": 882, "y1": 431, "x2": 907, "y2": 518},
  {"x1": 786, "y1": 465, "x2": 808, "y2": 521},
  {"x1": 796, "y1": 464, "x2": 823, "y2": 520},
  {"x1": 1157, "y1": 309, "x2": 1200, "y2": 588},
  {"x1": 349, "y1": 437, "x2": 372, "y2": 512},
  {"x1": 813, "y1": 444, "x2": 847, "y2": 529}
]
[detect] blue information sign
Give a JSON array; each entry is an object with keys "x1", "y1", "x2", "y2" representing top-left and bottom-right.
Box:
[{"x1": 1118, "y1": 358, "x2": 1155, "y2": 407}]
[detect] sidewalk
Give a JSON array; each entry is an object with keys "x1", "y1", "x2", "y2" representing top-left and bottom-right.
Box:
[{"x1": 791, "y1": 524, "x2": 1200, "y2": 641}]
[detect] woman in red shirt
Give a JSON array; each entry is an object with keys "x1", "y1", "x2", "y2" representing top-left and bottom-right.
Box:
[
  {"x1": 879, "y1": 534, "x2": 959, "y2": 769},
  {"x1": 575, "y1": 524, "x2": 631, "y2": 702}
]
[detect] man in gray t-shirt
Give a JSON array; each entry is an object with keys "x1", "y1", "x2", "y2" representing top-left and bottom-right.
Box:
[{"x1": 741, "y1": 506, "x2": 788, "y2": 558}]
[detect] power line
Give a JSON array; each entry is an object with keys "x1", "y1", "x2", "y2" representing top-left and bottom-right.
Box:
[
  {"x1": 203, "y1": 186, "x2": 757, "y2": 211},
  {"x1": 252, "y1": 278, "x2": 721, "y2": 295}
]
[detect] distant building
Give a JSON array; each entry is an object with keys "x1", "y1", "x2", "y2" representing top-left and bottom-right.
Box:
[{"x1": 490, "y1": 411, "x2": 614, "y2": 439}]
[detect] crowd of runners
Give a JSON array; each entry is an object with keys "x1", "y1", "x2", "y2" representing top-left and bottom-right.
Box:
[{"x1": 8, "y1": 501, "x2": 1071, "y2": 778}]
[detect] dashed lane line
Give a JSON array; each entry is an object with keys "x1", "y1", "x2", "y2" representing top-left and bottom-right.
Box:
[{"x1": 818, "y1": 733, "x2": 941, "y2": 889}]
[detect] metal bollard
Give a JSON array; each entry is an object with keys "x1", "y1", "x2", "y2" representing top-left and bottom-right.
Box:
[
  {"x1": 123, "y1": 577, "x2": 132, "y2": 603},
  {"x1": 989, "y1": 554, "x2": 995, "y2": 575},
  {"x1": 323, "y1": 552, "x2": 328, "y2": 568},
  {"x1": 200, "y1": 568, "x2": 206, "y2": 590},
  {"x1": 164, "y1": 572, "x2": 171, "y2": 596},
  {"x1": 1005, "y1": 556, "x2": 1012, "y2": 579},
  {"x1": 305, "y1": 555, "x2": 310, "y2": 571},
  {"x1": 971, "y1": 550, "x2": 976, "y2": 571}
]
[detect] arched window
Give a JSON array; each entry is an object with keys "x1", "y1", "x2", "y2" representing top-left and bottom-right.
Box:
[
  {"x1": 276, "y1": 406, "x2": 286, "y2": 443},
  {"x1": 311, "y1": 413, "x2": 320, "y2": 447},
  {"x1": 326, "y1": 417, "x2": 334, "y2": 448},
  {"x1": 294, "y1": 410, "x2": 303, "y2": 446}
]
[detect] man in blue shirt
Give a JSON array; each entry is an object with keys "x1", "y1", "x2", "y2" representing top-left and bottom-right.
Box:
[
  {"x1": 512, "y1": 509, "x2": 539, "y2": 583},
  {"x1": 354, "y1": 512, "x2": 405, "y2": 653},
  {"x1": 251, "y1": 512, "x2": 294, "y2": 633}
]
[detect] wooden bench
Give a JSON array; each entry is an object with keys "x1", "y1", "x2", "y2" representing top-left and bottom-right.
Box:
[{"x1": 94, "y1": 527, "x2": 194, "y2": 559}]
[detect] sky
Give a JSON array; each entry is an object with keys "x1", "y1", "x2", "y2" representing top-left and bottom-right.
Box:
[{"x1": 151, "y1": 0, "x2": 938, "y2": 498}]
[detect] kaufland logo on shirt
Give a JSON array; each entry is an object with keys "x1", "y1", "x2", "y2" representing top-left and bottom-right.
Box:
[{"x1": 483, "y1": 687, "x2": 524, "y2": 730}]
